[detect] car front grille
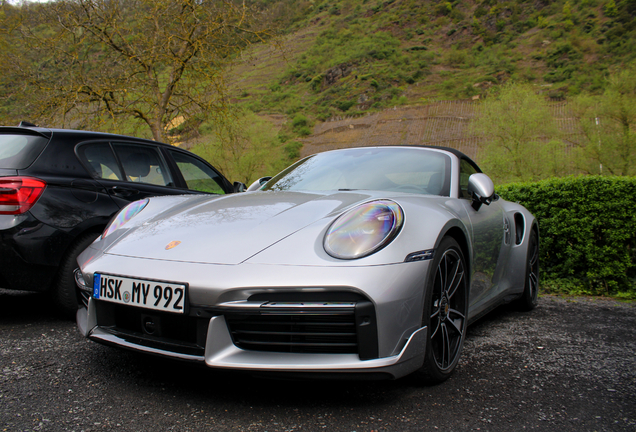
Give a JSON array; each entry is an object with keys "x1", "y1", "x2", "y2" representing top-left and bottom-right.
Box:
[
  {"x1": 93, "y1": 301, "x2": 208, "y2": 357},
  {"x1": 221, "y1": 297, "x2": 379, "y2": 360},
  {"x1": 226, "y1": 312, "x2": 358, "y2": 354}
]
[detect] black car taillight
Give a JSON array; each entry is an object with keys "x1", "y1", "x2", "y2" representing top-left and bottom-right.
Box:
[{"x1": 0, "y1": 176, "x2": 47, "y2": 215}]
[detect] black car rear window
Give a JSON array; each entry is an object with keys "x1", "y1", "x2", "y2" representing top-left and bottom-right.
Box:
[{"x1": 0, "y1": 134, "x2": 49, "y2": 169}]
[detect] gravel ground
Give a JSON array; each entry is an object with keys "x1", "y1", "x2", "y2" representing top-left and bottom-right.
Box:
[{"x1": 1, "y1": 289, "x2": 635, "y2": 432}]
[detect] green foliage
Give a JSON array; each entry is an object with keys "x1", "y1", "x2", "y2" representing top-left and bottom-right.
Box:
[
  {"x1": 444, "y1": 47, "x2": 468, "y2": 67},
  {"x1": 291, "y1": 114, "x2": 310, "y2": 130},
  {"x1": 434, "y1": 2, "x2": 452, "y2": 17},
  {"x1": 603, "y1": 0, "x2": 619, "y2": 17},
  {"x1": 474, "y1": 83, "x2": 571, "y2": 183},
  {"x1": 296, "y1": 126, "x2": 312, "y2": 136},
  {"x1": 497, "y1": 176, "x2": 636, "y2": 298},
  {"x1": 194, "y1": 110, "x2": 287, "y2": 185},
  {"x1": 474, "y1": 6, "x2": 488, "y2": 18},
  {"x1": 309, "y1": 74, "x2": 324, "y2": 92},
  {"x1": 562, "y1": 1, "x2": 573, "y2": 20},
  {"x1": 335, "y1": 99, "x2": 356, "y2": 112},
  {"x1": 283, "y1": 140, "x2": 303, "y2": 160},
  {"x1": 3, "y1": 0, "x2": 272, "y2": 142},
  {"x1": 291, "y1": 114, "x2": 313, "y2": 136},
  {"x1": 543, "y1": 43, "x2": 582, "y2": 83},
  {"x1": 571, "y1": 63, "x2": 636, "y2": 176},
  {"x1": 3, "y1": 0, "x2": 636, "y2": 154}
]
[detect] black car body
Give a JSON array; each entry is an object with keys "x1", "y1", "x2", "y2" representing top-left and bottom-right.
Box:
[{"x1": 0, "y1": 124, "x2": 236, "y2": 314}]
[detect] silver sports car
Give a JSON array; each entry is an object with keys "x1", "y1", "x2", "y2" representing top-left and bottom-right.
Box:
[{"x1": 75, "y1": 146, "x2": 538, "y2": 382}]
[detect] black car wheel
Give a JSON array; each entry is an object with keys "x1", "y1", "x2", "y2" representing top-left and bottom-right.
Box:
[
  {"x1": 517, "y1": 228, "x2": 539, "y2": 311},
  {"x1": 52, "y1": 232, "x2": 100, "y2": 317},
  {"x1": 418, "y1": 237, "x2": 468, "y2": 384}
]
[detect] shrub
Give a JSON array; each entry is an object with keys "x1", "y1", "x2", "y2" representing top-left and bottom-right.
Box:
[
  {"x1": 291, "y1": 114, "x2": 309, "y2": 129},
  {"x1": 291, "y1": 114, "x2": 313, "y2": 136},
  {"x1": 434, "y1": 2, "x2": 452, "y2": 16},
  {"x1": 603, "y1": 0, "x2": 619, "y2": 17},
  {"x1": 309, "y1": 74, "x2": 323, "y2": 92},
  {"x1": 335, "y1": 100, "x2": 355, "y2": 112},
  {"x1": 497, "y1": 176, "x2": 636, "y2": 298},
  {"x1": 296, "y1": 126, "x2": 312, "y2": 136}
]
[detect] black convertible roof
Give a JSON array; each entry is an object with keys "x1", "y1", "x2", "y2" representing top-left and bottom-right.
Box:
[
  {"x1": 372, "y1": 144, "x2": 482, "y2": 173},
  {"x1": 419, "y1": 145, "x2": 481, "y2": 173}
]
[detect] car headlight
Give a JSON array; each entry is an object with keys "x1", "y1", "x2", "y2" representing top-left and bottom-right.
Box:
[
  {"x1": 324, "y1": 200, "x2": 404, "y2": 259},
  {"x1": 102, "y1": 199, "x2": 149, "y2": 238}
]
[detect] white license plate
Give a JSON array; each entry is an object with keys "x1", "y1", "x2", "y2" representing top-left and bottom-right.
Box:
[{"x1": 93, "y1": 273, "x2": 186, "y2": 314}]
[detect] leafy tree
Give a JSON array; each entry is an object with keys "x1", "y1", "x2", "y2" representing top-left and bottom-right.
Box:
[
  {"x1": 9, "y1": 0, "x2": 272, "y2": 142},
  {"x1": 0, "y1": 3, "x2": 28, "y2": 123},
  {"x1": 572, "y1": 63, "x2": 636, "y2": 176},
  {"x1": 474, "y1": 83, "x2": 567, "y2": 183},
  {"x1": 195, "y1": 110, "x2": 286, "y2": 185}
]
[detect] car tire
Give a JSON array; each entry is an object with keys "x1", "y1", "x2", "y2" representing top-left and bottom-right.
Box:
[
  {"x1": 52, "y1": 232, "x2": 100, "y2": 318},
  {"x1": 516, "y1": 228, "x2": 539, "y2": 311},
  {"x1": 417, "y1": 237, "x2": 468, "y2": 384}
]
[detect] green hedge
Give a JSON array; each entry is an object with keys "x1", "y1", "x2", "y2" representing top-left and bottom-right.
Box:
[{"x1": 497, "y1": 176, "x2": 636, "y2": 299}]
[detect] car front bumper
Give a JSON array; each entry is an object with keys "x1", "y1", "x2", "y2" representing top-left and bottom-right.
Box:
[{"x1": 76, "y1": 254, "x2": 432, "y2": 379}]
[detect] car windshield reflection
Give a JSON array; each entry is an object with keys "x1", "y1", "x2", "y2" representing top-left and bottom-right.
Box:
[{"x1": 263, "y1": 147, "x2": 451, "y2": 196}]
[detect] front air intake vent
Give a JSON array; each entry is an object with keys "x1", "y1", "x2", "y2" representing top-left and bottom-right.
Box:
[
  {"x1": 514, "y1": 212, "x2": 525, "y2": 245},
  {"x1": 226, "y1": 312, "x2": 358, "y2": 354}
]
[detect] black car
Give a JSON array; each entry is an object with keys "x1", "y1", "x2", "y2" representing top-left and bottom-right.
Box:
[{"x1": 0, "y1": 123, "x2": 241, "y2": 315}]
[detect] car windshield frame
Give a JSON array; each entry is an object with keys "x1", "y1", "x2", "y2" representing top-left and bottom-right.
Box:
[{"x1": 263, "y1": 147, "x2": 452, "y2": 196}]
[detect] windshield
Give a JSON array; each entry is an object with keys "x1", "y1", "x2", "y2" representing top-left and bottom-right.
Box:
[
  {"x1": 0, "y1": 134, "x2": 49, "y2": 169},
  {"x1": 263, "y1": 147, "x2": 451, "y2": 196}
]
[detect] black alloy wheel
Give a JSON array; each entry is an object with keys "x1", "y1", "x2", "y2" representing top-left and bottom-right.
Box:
[{"x1": 418, "y1": 236, "x2": 468, "y2": 384}]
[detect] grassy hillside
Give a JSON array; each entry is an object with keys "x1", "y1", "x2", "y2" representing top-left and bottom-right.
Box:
[
  {"x1": 1, "y1": 0, "x2": 634, "y2": 183},
  {"x1": 185, "y1": 0, "x2": 631, "y2": 183},
  {"x1": 229, "y1": 0, "x2": 635, "y2": 123}
]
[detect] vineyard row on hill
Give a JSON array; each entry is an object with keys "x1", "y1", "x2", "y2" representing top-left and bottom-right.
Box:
[{"x1": 302, "y1": 100, "x2": 581, "y2": 163}]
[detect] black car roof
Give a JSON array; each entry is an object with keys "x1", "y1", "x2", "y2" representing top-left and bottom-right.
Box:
[
  {"x1": 0, "y1": 125, "x2": 171, "y2": 147},
  {"x1": 418, "y1": 145, "x2": 481, "y2": 173}
]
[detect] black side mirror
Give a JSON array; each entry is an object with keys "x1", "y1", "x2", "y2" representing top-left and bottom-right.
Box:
[
  {"x1": 233, "y1": 181, "x2": 247, "y2": 193},
  {"x1": 467, "y1": 173, "x2": 494, "y2": 211}
]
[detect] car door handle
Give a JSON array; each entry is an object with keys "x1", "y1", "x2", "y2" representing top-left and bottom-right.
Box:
[{"x1": 109, "y1": 186, "x2": 139, "y2": 197}]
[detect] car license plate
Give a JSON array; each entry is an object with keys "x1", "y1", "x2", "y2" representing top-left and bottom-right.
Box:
[{"x1": 93, "y1": 273, "x2": 186, "y2": 314}]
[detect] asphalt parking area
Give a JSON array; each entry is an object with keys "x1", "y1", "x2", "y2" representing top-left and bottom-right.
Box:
[{"x1": 1, "y1": 290, "x2": 634, "y2": 431}]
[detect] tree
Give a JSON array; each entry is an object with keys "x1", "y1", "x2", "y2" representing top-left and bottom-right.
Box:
[
  {"x1": 0, "y1": 2, "x2": 29, "y2": 124},
  {"x1": 572, "y1": 64, "x2": 636, "y2": 176},
  {"x1": 195, "y1": 109, "x2": 286, "y2": 185},
  {"x1": 10, "y1": 0, "x2": 272, "y2": 141},
  {"x1": 474, "y1": 83, "x2": 568, "y2": 183}
]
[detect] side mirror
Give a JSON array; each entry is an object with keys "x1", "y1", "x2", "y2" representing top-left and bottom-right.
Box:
[
  {"x1": 246, "y1": 176, "x2": 272, "y2": 192},
  {"x1": 467, "y1": 173, "x2": 494, "y2": 211},
  {"x1": 233, "y1": 181, "x2": 247, "y2": 193}
]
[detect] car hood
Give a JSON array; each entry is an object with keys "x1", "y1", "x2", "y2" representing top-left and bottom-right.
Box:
[{"x1": 104, "y1": 190, "x2": 384, "y2": 265}]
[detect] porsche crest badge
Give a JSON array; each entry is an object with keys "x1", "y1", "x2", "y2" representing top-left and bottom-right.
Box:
[{"x1": 165, "y1": 241, "x2": 181, "y2": 250}]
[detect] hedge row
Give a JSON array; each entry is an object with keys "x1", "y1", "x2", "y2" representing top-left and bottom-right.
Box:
[{"x1": 497, "y1": 176, "x2": 636, "y2": 299}]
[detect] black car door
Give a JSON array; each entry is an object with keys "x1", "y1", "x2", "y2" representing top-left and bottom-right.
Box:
[
  {"x1": 77, "y1": 141, "x2": 179, "y2": 207},
  {"x1": 163, "y1": 148, "x2": 231, "y2": 195}
]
